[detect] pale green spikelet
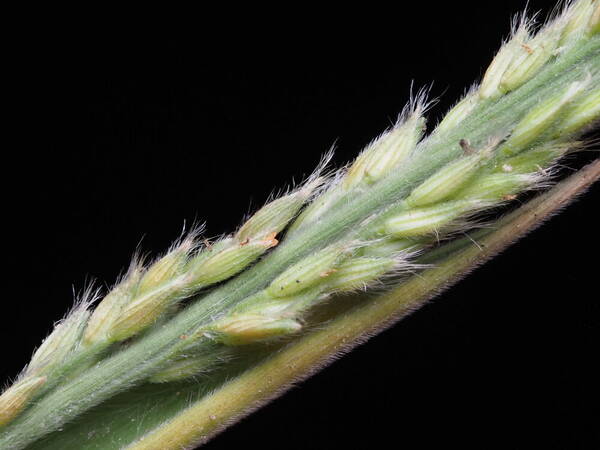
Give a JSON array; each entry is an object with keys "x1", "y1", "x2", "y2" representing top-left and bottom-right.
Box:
[
  {"x1": 561, "y1": 0, "x2": 595, "y2": 45},
  {"x1": 136, "y1": 241, "x2": 192, "y2": 295},
  {"x1": 108, "y1": 278, "x2": 189, "y2": 342},
  {"x1": 27, "y1": 305, "x2": 90, "y2": 375},
  {"x1": 344, "y1": 109, "x2": 426, "y2": 189},
  {"x1": 235, "y1": 194, "x2": 303, "y2": 242},
  {"x1": 457, "y1": 172, "x2": 544, "y2": 202},
  {"x1": 500, "y1": 19, "x2": 563, "y2": 93},
  {"x1": 326, "y1": 257, "x2": 396, "y2": 292},
  {"x1": 266, "y1": 243, "x2": 349, "y2": 297},
  {"x1": 0, "y1": 377, "x2": 46, "y2": 427},
  {"x1": 437, "y1": 93, "x2": 479, "y2": 131},
  {"x1": 556, "y1": 86, "x2": 600, "y2": 136},
  {"x1": 182, "y1": 175, "x2": 323, "y2": 291},
  {"x1": 83, "y1": 264, "x2": 143, "y2": 346},
  {"x1": 406, "y1": 140, "x2": 495, "y2": 207},
  {"x1": 186, "y1": 234, "x2": 278, "y2": 289},
  {"x1": 289, "y1": 106, "x2": 426, "y2": 236},
  {"x1": 495, "y1": 141, "x2": 575, "y2": 174},
  {"x1": 103, "y1": 241, "x2": 196, "y2": 343},
  {"x1": 286, "y1": 185, "x2": 341, "y2": 235},
  {"x1": 499, "y1": 79, "x2": 589, "y2": 156},
  {"x1": 236, "y1": 178, "x2": 321, "y2": 242},
  {"x1": 208, "y1": 314, "x2": 303, "y2": 346},
  {"x1": 230, "y1": 287, "x2": 326, "y2": 318},
  {"x1": 479, "y1": 19, "x2": 531, "y2": 99},
  {"x1": 381, "y1": 201, "x2": 480, "y2": 238}
]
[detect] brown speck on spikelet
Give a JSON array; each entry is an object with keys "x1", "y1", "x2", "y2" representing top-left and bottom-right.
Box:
[
  {"x1": 459, "y1": 139, "x2": 475, "y2": 155},
  {"x1": 521, "y1": 43, "x2": 534, "y2": 54}
]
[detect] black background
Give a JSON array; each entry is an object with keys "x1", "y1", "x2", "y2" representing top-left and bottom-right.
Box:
[{"x1": 4, "y1": 1, "x2": 599, "y2": 449}]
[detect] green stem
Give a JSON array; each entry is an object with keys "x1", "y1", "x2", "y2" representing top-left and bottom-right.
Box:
[{"x1": 1, "y1": 36, "x2": 598, "y2": 450}]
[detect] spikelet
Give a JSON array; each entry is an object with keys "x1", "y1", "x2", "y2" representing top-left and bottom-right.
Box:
[
  {"x1": 499, "y1": 19, "x2": 563, "y2": 93},
  {"x1": 236, "y1": 178, "x2": 320, "y2": 242},
  {"x1": 136, "y1": 240, "x2": 192, "y2": 295},
  {"x1": 406, "y1": 141, "x2": 495, "y2": 207},
  {"x1": 208, "y1": 314, "x2": 303, "y2": 346},
  {"x1": 556, "y1": 86, "x2": 600, "y2": 136},
  {"x1": 266, "y1": 243, "x2": 350, "y2": 297},
  {"x1": 108, "y1": 277, "x2": 190, "y2": 342},
  {"x1": 326, "y1": 257, "x2": 396, "y2": 292},
  {"x1": 437, "y1": 92, "x2": 479, "y2": 132},
  {"x1": 560, "y1": 0, "x2": 595, "y2": 46},
  {"x1": 457, "y1": 172, "x2": 545, "y2": 202},
  {"x1": 500, "y1": 79, "x2": 589, "y2": 157},
  {"x1": 84, "y1": 263, "x2": 143, "y2": 345},
  {"x1": 495, "y1": 141, "x2": 575, "y2": 174},
  {"x1": 187, "y1": 236, "x2": 277, "y2": 287},
  {"x1": 382, "y1": 201, "x2": 481, "y2": 238},
  {"x1": 0, "y1": 377, "x2": 47, "y2": 427},
  {"x1": 480, "y1": 17, "x2": 531, "y2": 99},
  {"x1": 28, "y1": 301, "x2": 91, "y2": 374},
  {"x1": 289, "y1": 100, "x2": 427, "y2": 235},
  {"x1": 344, "y1": 109, "x2": 426, "y2": 189}
]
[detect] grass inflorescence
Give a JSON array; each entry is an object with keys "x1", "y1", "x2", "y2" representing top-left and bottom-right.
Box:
[{"x1": 1, "y1": 1, "x2": 599, "y2": 448}]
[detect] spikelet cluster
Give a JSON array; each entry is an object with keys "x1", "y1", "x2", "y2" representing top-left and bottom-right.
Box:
[
  {"x1": 196, "y1": 0, "x2": 600, "y2": 357},
  {"x1": 83, "y1": 177, "x2": 323, "y2": 346},
  {"x1": 0, "y1": 177, "x2": 322, "y2": 423},
  {"x1": 199, "y1": 243, "x2": 412, "y2": 346}
]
